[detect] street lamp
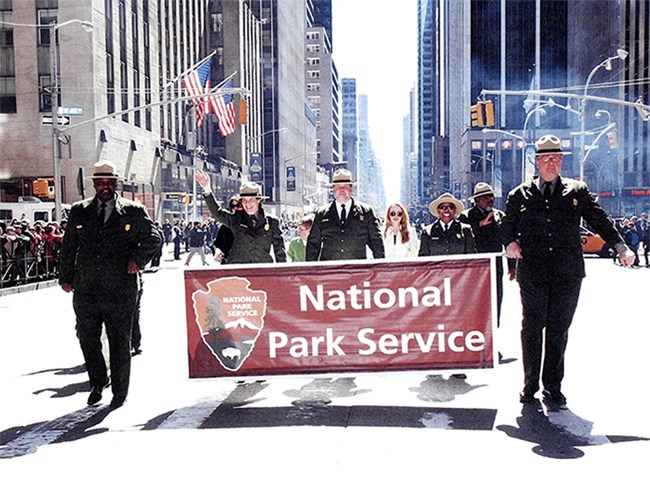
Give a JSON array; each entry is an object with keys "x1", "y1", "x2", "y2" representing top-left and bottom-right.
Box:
[
  {"x1": 579, "y1": 49, "x2": 628, "y2": 181},
  {"x1": 49, "y1": 19, "x2": 94, "y2": 222}
]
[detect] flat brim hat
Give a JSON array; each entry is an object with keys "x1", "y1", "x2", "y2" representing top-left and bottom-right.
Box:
[
  {"x1": 329, "y1": 168, "x2": 356, "y2": 186},
  {"x1": 534, "y1": 134, "x2": 572, "y2": 156},
  {"x1": 470, "y1": 182, "x2": 496, "y2": 201},
  {"x1": 89, "y1": 160, "x2": 122, "y2": 179},
  {"x1": 239, "y1": 182, "x2": 268, "y2": 199},
  {"x1": 429, "y1": 192, "x2": 464, "y2": 218}
]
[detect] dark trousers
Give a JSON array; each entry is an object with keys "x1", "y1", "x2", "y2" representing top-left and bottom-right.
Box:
[
  {"x1": 74, "y1": 292, "x2": 138, "y2": 400},
  {"x1": 131, "y1": 287, "x2": 144, "y2": 350},
  {"x1": 519, "y1": 278, "x2": 582, "y2": 394},
  {"x1": 495, "y1": 258, "x2": 504, "y2": 327}
]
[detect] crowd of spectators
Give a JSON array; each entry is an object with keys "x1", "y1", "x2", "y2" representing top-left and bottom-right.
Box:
[{"x1": 0, "y1": 215, "x2": 67, "y2": 287}]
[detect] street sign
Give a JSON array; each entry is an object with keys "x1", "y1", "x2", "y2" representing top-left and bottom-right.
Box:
[
  {"x1": 58, "y1": 106, "x2": 84, "y2": 116},
  {"x1": 164, "y1": 192, "x2": 184, "y2": 200},
  {"x1": 42, "y1": 115, "x2": 71, "y2": 126}
]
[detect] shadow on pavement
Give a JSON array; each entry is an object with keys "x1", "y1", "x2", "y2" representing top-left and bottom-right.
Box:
[
  {"x1": 144, "y1": 377, "x2": 497, "y2": 431},
  {"x1": 409, "y1": 374, "x2": 486, "y2": 402},
  {"x1": 3, "y1": 376, "x2": 647, "y2": 460},
  {"x1": 24, "y1": 364, "x2": 86, "y2": 377},
  {"x1": 0, "y1": 406, "x2": 114, "y2": 459},
  {"x1": 497, "y1": 401, "x2": 649, "y2": 459},
  {"x1": 33, "y1": 380, "x2": 90, "y2": 399}
]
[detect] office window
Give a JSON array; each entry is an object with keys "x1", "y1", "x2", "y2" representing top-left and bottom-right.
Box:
[
  {"x1": 39, "y1": 74, "x2": 52, "y2": 111},
  {"x1": 307, "y1": 83, "x2": 320, "y2": 92},
  {"x1": 211, "y1": 13, "x2": 222, "y2": 32},
  {"x1": 306, "y1": 70, "x2": 321, "y2": 78},
  {"x1": 37, "y1": 9, "x2": 57, "y2": 45},
  {"x1": 0, "y1": 77, "x2": 15, "y2": 113},
  {"x1": 306, "y1": 44, "x2": 320, "y2": 53},
  {"x1": 0, "y1": 10, "x2": 15, "y2": 113},
  {"x1": 306, "y1": 58, "x2": 320, "y2": 66}
]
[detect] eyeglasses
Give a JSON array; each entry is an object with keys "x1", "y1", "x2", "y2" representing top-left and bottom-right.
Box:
[
  {"x1": 389, "y1": 211, "x2": 403, "y2": 217},
  {"x1": 438, "y1": 205, "x2": 456, "y2": 211},
  {"x1": 538, "y1": 155, "x2": 563, "y2": 164}
]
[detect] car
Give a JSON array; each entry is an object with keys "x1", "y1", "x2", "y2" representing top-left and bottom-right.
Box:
[{"x1": 580, "y1": 225, "x2": 613, "y2": 257}]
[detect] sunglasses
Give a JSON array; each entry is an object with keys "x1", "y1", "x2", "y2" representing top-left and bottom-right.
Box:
[
  {"x1": 438, "y1": 205, "x2": 456, "y2": 211},
  {"x1": 389, "y1": 211, "x2": 403, "y2": 217}
]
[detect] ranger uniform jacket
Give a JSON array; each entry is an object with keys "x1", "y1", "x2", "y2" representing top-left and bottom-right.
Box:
[
  {"x1": 306, "y1": 199, "x2": 384, "y2": 261},
  {"x1": 502, "y1": 175, "x2": 624, "y2": 283},
  {"x1": 204, "y1": 193, "x2": 286, "y2": 264},
  {"x1": 58, "y1": 195, "x2": 161, "y2": 296},
  {"x1": 418, "y1": 219, "x2": 476, "y2": 256}
]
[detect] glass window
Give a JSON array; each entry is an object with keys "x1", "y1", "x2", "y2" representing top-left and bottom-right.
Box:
[{"x1": 37, "y1": 9, "x2": 57, "y2": 45}]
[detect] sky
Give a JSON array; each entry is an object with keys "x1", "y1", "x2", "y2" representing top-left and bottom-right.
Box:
[{"x1": 331, "y1": 0, "x2": 418, "y2": 204}]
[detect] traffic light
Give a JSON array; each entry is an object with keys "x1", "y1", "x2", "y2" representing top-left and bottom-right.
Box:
[
  {"x1": 482, "y1": 100, "x2": 495, "y2": 127},
  {"x1": 178, "y1": 194, "x2": 192, "y2": 205},
  {"x1": 239, "y1": 99, "x2": 248, "y2": 125},
  {"x1": 470, "y1": 103, "x2": 484, "y2": 127},
  {"x1": 470, "y1": 101, "x2": 495, "y2": 128},
  {"x1": 607, "y1": 131, "x2": 618, "y2": 149},
  {"x1": 32, "y1": 179, "x2": 49, "y2": 197}
]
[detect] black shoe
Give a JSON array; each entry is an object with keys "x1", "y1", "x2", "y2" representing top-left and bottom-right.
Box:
[
  {"x1": 519, "y1": 389, "x2": 537, "y2": 403},
  {"x1": 131, "y1": 347, "x2": 142, "y2": 356},
  {"x1": 87, "y1": 379, "x2": 109, "y2": 406},
  {"x1": 542, "y1": 390, "x2": 567, "y2": 405},
  {"x1": 450, "y1": 373, "x2": 467, "y2": 380},
  {"x1": 110, "y1": 395, "x2": 127, "y2": 409}
]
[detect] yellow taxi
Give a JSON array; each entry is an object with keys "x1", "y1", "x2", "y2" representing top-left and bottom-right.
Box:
[{"x1": 580, "y1": 225, "x2": 612, "y2": 257}]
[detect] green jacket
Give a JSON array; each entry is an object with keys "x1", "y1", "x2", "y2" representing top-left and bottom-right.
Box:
[
  {"x1": 59, "y1": 195, "x2": 161, "y2": 295},
  {"x1": 287, "y1": 237, "x2": 307, "y2": 262},
  {"x1": 204, "y1": 193, "x2": 286, "y2": 264}
]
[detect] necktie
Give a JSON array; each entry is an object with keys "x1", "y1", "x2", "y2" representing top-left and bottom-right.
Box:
[
  {"x1": 250, "y1": 215, "x2": 258, "y2": 227},
  {"x1": 543, "y1": 182, "x2": 552, "y2": 199},
  {"x1": 340, "y1": 204, "x2": 347, "y2": 223},
  {"x1": 98, "y1": 203, "x2": 106, "y2": 224}
]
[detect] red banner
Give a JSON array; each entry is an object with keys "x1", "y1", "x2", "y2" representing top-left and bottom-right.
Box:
[{"x1": 185, "y1": 256, "x2": 496, "y2": 378}]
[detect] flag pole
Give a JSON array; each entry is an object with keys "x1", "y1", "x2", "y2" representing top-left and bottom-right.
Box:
[
  {"x1": 208, "y1": 71, "x2": 238, "y2": 93},
  {"x1": 162, "y1": 51, "x2": 218, "y2": 91}
]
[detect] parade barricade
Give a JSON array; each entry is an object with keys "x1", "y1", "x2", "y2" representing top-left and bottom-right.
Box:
[{"x1": 184, "y1": 254, "x2": 497, "y2": 379}]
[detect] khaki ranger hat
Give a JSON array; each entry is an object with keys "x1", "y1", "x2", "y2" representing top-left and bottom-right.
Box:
[
  {"x1": 469, "y1": 182, "x2": 496, "y2": 202},
  {"x1": 90, "y1": 160, "x2": 122, "y2": 180},
  {"x1": 329, "y1": 168, "x2": 357, "y2": 186},
  {"x1": 534, "y1": 135, "x2": 572, "y2": 156},
  {"x1": 238, "y1": 182, "x2": 268, "y2": 200},
  {"x1": 429, "y1": 192, "x2": 464, "y2": 218}
]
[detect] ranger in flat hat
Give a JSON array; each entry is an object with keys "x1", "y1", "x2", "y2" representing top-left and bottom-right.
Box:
[
  {"x1": 59, "y1": 159, "x2": 161, "y2": 408},
  {"x1": 418, "y1": 192, "x2": 476, "y2": 256},
  {"x1": 306, "y1": 168, "x2": 384, "y2": 261},
  {"x1": 503, "y1": 134, "x2": 635, "y2": 406},
  {"x1": 460, "y1": 182, "x2": 510, "y2": 324},
  {"x1": 195, "y1": 170, "x2": 286, "y2": 264}
]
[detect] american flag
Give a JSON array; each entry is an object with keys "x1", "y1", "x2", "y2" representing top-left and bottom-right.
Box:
[
  {"x1": 182, "y1": 58, "x2": 212, "y2": 127},
  {"x1": 209, "y1": 78, "x2": 237, "y2": 136}
]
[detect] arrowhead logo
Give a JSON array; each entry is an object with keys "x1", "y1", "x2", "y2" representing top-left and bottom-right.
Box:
[{"x1": 192, "y1": 277, "x2": 267, "y2": 371}]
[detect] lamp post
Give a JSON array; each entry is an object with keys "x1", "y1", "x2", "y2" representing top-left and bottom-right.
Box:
[
  {"x1": 579, "y1": 49, "x2": 628, "y2": 181},
  {"x1": 48, "y1": 19, "x2": 94, "y2": 222}
]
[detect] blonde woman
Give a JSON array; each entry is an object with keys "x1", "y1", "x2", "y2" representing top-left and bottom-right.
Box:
[{"x1": 383, "y1": 203, "x2": 418, "y2": 258}]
